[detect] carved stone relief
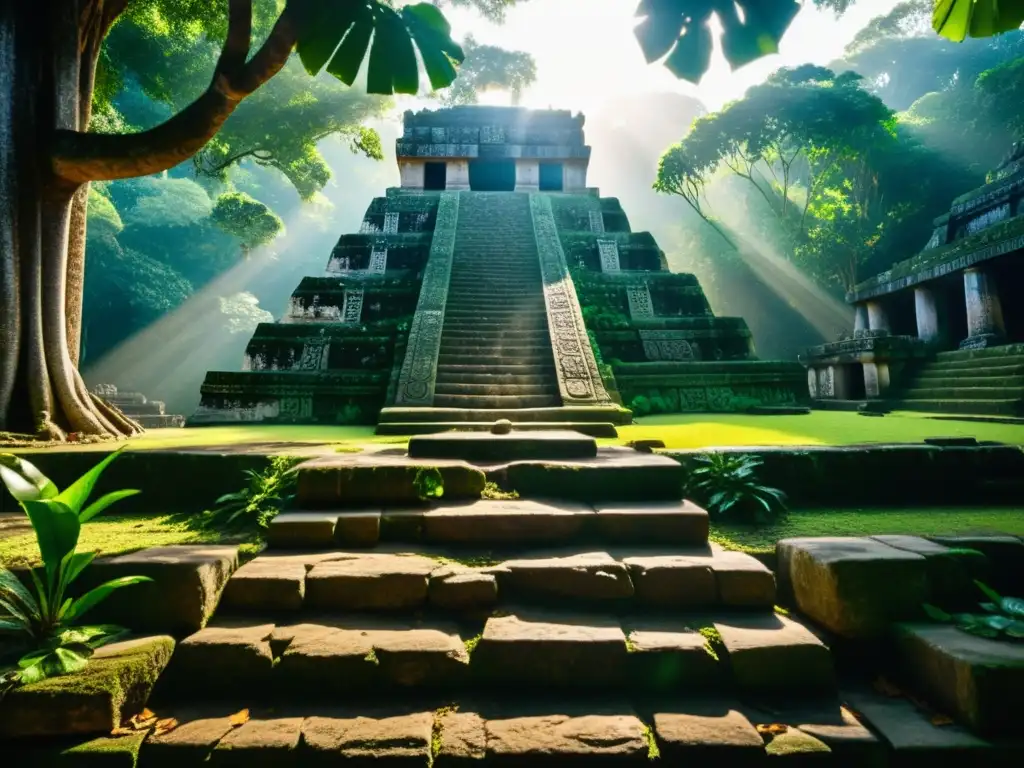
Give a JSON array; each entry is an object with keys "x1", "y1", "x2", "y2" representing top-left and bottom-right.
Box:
[
  {"x1": 597, "y1": 239, "x2": 620, "y2": 272},
  {"x1": 296, "y1": 339, "x2": 330, "y2": 371},
  {"x1": 588, "y1": 210, "x2": 605, "y2": 233},
  {"x1": 368, "y1": 248, "x2": 388, "y2": 274},
  {"x1": 965, "y1": 201, "x2": 1010, "y2": 236},
  {"x1": 626, "y1": 285, "x2": 654, "y2": 319},
  {"x1": 342, "y1": 289, "x2": 364, "y2": 324},
  {"x1": 383, "y1": 212, "x2": 400, "y2": 234},
  {"x1": 639, "y1": 331, "x2": 699, "y2": 361}
]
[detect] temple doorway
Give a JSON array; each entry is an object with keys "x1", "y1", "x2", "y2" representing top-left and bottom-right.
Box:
[
  {"x1": 469, "y1": 159, "x2": 515, "y2": 191},
  {"x1": 993, "y1": 251, "x2": 1024, "y2": 342},
  {"x1": 424, "y1": 161, "x2": 447, "y2": 190},
  {"x1": 539, "y1": 162, "x2": 564, "y2": 191}
]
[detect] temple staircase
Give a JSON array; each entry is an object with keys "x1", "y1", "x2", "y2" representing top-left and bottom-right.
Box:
[
  {"x1": 888, "y1": 343, "x2": 1024, "y2": 417},
  {"x1": 379, "y1": 192, "x2": 630, "y2": 436}
]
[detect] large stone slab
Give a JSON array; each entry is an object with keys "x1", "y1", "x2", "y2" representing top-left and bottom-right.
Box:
[
  {"x1": 140, "y1": 714, "x2": 238, "y2": 767},
  {"x1": 872, "y1": 535, "x2": 988, "y2": 609},
  {"x1": 895, "y1": 622, "x2": 1024, "y2": 736},
  {"x1": 485, "y1": 707, "x2": 650, "y2": 765},
  {"x1": 777, "y1": 537, "x2": 929, "y2": 638},
  {"x1": 429, "y1": 564, "x2": 498, "y2": 610},
  {"x1": 709, "y1": 546, "x2": 777, "y2": 608},
  {"x1": 166, "y1": 622, "x2": 275, "y2": 694},
  {"x1": 219, "y1": 558, "x2": 306, "y2": 612},
  {"x1": 493, "y1": 551, "x2": 634, "y2": 601},
  {"x1": 928, "y1": 535, "x2": 1024, "y2": 593},
  {"x1": 80, "y1": 546, "x2": 239, "y2": 636},
  {"x1": 653, "y1": 702, "x2": 765, "y2": 763},
  {"x1": 435, "y1": 710, "x2": 487, "y2": 766},
  {"x1": 472, "y1": 610, "x2": 629, "y2": 687},
  {"x1": 369, "y1": 622, "x2": 471, "y2": 687},
  {"x1": 623, "y1": 553, "x2": 716, "y2": 608},
  {"x1": 300, "y1": 711, "x2": 433, "y2": 763},
  {"x1": 210, "y1": 717, "x2": 303, "y2": 767},
  {"x1": 420, "y1": 499, "x2": 591, "y2": 545},
  {"x1": 335, "y1": 511, "x2": 381, "y2": 547},
  {"x1": 746, "y1": 703, "x2": 884, "y2": 767},
  {"x1": 593, "y1": 501, "x2": 709, "y2": 545},
  {"x1": 0, "y1": 636, "x2": 174, "y2": 738},
  {"x1": 266, "y1": 511, "x2": 338, "y2": 548},
  {"x1": 304, "y1": 554, "x2": 438, "y2": 610},
  {"x1": 273, "y1": 621, "x2": 379, "y2": 692},
  {"x1": 408, "y1": 429, "x2": 598, "y2": 461},
  {"x1": 715, "y1": 614, "x2": 835, "y2": 694},
  {"x1": 625, "y1": 618, "x2": 720, "y2": 690}
]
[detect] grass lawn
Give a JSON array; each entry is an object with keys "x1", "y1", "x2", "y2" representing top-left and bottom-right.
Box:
[
  {"x1": 8, "y1": 411, "x2": 1024, "y2": 454},
  {"x1": 3, "y1": 506, "x2": 1020, "y2": 568},
  {"x1": 711, "y1": 507, "x2": 1024, "y2": 554}
]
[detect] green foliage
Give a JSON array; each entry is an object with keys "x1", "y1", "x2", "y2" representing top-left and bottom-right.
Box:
[
  {"x1": 210, "y1": 192, "x2": 285, "y2": 254},
  {"x1": 123, "y1": 177, "x2": 213, "y2": 229},
  {"x1": 685, "y1": 453, "x2": 787, "y2": 524},
  {"x1": 0, "y1": 451, "x2": 151, "y2": 695},
  {"x1": 86, "y1": 188, "x2": 123, "y2": 237},
  {"x1": 413, "y1": 468, "x2": 445, "y2": 500},
  {"x1": 629, "y1": 395, "x2": 672, "y2": 416},
  {"x1": 933, "y1": 0, "x2": 1024, "y2": 42},
  {"x1": 201, "y1": 456, "x2": 303, "y2": 531},
  {"x1": 439, "y1": 34, "x2": 536, "y2": 105},
  {"x1": 923, "y1": 580, "x2": 1024, "y2": 640}
]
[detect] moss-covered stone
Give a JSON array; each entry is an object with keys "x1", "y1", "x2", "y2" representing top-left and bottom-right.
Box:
[
  {"x1": 61, "y1": 732, "x2": 148, "y2": 767},
  {"x1": 0, "y1": 636, "x2": 174, "y2": 739}
]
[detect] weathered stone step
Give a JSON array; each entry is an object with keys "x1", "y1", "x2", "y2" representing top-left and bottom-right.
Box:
[
  {"x1": 447, "y1": 279, "x2": 540, "y2": 291},
  {"x1": 377, "y1": 405, "x2": 632, "y2": 425},
  {"x1": 434, "y1": 363, "x2": 555, "y2": 376},
  {"x1": 437, "y1": 354, "x2": 555, "y2": 369},
  {"x1": 435, "y1": 372, "x2": 554, "y2": 387},
  {"x1": 912, "y1": 374, "x2": 1024, "y2": 388},
  {"x1": 437, "y1": 344, "x2": 554, "y2": 358},
  {"x1": 376, "y1": 421, "x2": 620, "y2": 437},
  {"x1": 434, "y1": 394, "x2": 562, "y2": 409},
  {"x1": 408, "y1": 429, "x2": 597, "y2": 461},
  {"x1": 441, "y1": 331, "x2": 551, "y2": 344},
  {"x1": 102, "y1": 695, "x2": 884, "y2": 766},
  {"x1": 445, "y1": 299, "x2": 547, "y2": 312},
  {"x1": 902, "y1": 386, "x2": 1024, "y2": 399},
  {"x1": 887, "y1": 398, "x2": 1024, "y2": 416},
  {"x1": 163, "y1": 606, "x2": 831, "y2": 698},
  {"x1": 444, "y1": 307, "x2": 548, "y2": 319},
  {"x1": 434, "y1": 382, "x2": 557, "y2": 397},
  {"x1": 922, "y1": 355, "x2": 1024, "y2": 372}
]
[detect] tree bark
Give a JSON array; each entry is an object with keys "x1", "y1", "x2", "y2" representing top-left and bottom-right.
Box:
[{"x1": 0, "y1": 5, "x2": 19, "y2": 430}]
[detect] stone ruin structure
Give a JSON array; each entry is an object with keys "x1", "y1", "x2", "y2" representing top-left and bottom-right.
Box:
[
  {"x1": 191, "y1": 106, "x2": 805, "y2": 432},
  {"x1": 804, "y1": 148, "x2": 1024, "y2": 415},
  {"x1": 92, "y1": 384, "x2": 185, "y2": 428}
]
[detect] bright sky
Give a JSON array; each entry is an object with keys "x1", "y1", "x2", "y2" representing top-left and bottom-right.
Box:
[{"x1": 443, "y1": 0, "x2": 901, "y2": 112}]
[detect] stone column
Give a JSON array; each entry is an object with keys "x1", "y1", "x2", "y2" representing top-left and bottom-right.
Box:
[
  {"x1": 832, "y1": 365, "x2": 852, "y2": 400},
  {"x1": 398, "y1": 160, "x2": 424, "y2": 190},
  {"x1": 806, "y1": 368, "x2": 818, "y2": 399},
  {"x1": 862, "y1": 361, "x2": 890, "y2": 398},
  {"x1": 447, "y1": 160, "x2": 470, "y2": 191},
  {"x1": 563, "y1": 160, "x2": 588, "y2": 192},
  {"x1": 962, "y1": 266, "x2": 1005, "y2": 348},
  {"x1": 853, "y1": 304, "x2": 869, "y2": 334},
  {"x1": 866, "y1": 301, "x2": 890, "y2": 333},
  {"x1": 914, "y1": 284, "x2": 942, "y2": 344},
  {"x1": 515, "y1": 159, "x2": 539, "y2": 192}
]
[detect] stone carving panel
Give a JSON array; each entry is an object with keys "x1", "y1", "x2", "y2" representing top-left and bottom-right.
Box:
[
  {"x1": 626, "y1": 285, "x2": 654, "y2": 319},
  {"x1": 639, "y1": 331, "x2": 699, "y2": 361},
  {"x1": 278, "y1": 396, "x2": 313, "y2": 420},
  {"x1": 597, "y1": 239, "x2": 620, "y2": 272},
  {"x1": 817, "y1": 367, "x2": 834, "y2": 398},
  {"x1": 807, "y1": 368, "x2": 818, "y2": 399},
  {"x1": 395, "y1": 192, "x2": 460, "y2": 405},
  {"x1": 965, "y1": 201, "x2": 1010, "y2": 236},
  {"x1": 296, "y1": 338, "x2": 330, "y2": 371},
  {"x1": 383, "y1": 212, "x2": 400, "y2": 234},
  {"x1": 342, "y1": 289, "x2": 364, "y2": 324},
  {"x1": 529, "y1": 194, "x2": 612, "y2": 404},
  {"x1": 589, "y1": 210, "x2": 605, "y2": 234},
  {"x1": 368, "y1": 248, "x2": 388, "y2": 274}
]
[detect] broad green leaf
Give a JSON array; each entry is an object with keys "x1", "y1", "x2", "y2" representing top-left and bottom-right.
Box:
[
  {"x1": 1001, "y1": 597, "x2": 1024, "y2": 617},
  {"x1": 295, "y1": 0, "x2": 360, "y2": 76},
  {"x1": 29, "y1": 568, "x2": 50, "y2": 620},
  {"x1": 55, "y1": 447, "x2": 126, "y2": 515},
  {"x1": 0, "y1": 619, "x2": 26, "y2": 632},
  {"x1": 633, "y1": 13, "x2": 684, "y2": 64},
  {"x1": 979, "y1": 602, "x2": 1000, "y2": 614},
  {"x1": 404, "y1": 4, "x2": 463, "y2": 91},
  {"x1": 63, "y1": 576, "x2": 153, "y2": 624},
  {"x1": 975, "y1": 580, "x2": 1004, "y2": 605},
  {"x1": 368, "y1": 4, "x2": 420, "y2": 95},
  {"x1": 0, "y1": 596, "x2": 31, "y2": 626},
  {"x1": 79, "y1": 489, "x2": 140, "y2": 523},
  {"x1": 923, "y1": 604, "x2": 952, "y2": 622},
  {"x1": 214, "y1": 492, "x2": 247, "y2": 505},
  {"x1": 402, "y1": 2, "x2": 451, "y2": 36},
  {"x1": 0, "y1": 567, "x2": 36, "y2": 614},
  {"x1": 59, "y1": 551, "x2": 96, "y2": 597},
  {"x1": 326, "y1": 19, "x2": 373, "y2": 86},
  {"x1": 961, "y1": 622, "x2": 1000, "y2": 638},
  {"x1": 53, "y1": 645, "x2": 91, "y2": 676},
  {"x1": 22, "y1": 499, "x2": 80, "y2": 581},
  {"x1": 18, "y1": 657, "x2": 48, "y2": 685},
  {"x1": 934, "y1": 0, "x2": 1024, "y2": 42},
  {"x1": 953, "y1": 613, "x2": 981, "y2": 626},
  {"x1": 1005, "y1": 620, "x2": 1024, "y2": 638},
  {"x1": 981, "y1": 615, "x2": 1013, "y2": 631},
  {"x1": 0, "y1": 454, "x2": 58, "y2": 501},
  {"x1": 18, "y1": 648, "x2": 50, "y2": 668}
]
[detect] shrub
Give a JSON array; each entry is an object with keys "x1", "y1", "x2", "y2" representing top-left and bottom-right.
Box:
[
  {"x1": 924, "y1": 580, "x2": 1024, "y2": 640},
  {"x1": 684, "y1": 453, "x2": 787, "y2": 523},
  {"x1": 0, "y1": 450, "x2": 151, "y2": 694},
  {"x1": 201, "y1": 455, "x2": 302, "y2": 531}
]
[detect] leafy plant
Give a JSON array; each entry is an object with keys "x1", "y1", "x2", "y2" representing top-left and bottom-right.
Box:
[
  {"x1": 202, "y1": 456, "x2": 303, "y2": 531},
  {"x1": 413, "y1": 468, "x2": 444, "y2": 501},
  {"x1": 684, "y1": 453, "x2": 787, "y2": 523},
  {"x1": 923, "y1": 580, "x2": 1024, "y2": 640},
  {"x1": 0, "y1": 450, "x2": 151, "y2": 692}
]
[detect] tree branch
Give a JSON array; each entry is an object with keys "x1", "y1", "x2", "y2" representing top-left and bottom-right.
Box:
[{"x1": 51, "y1": 0, "x2": 296, "y2": 184}]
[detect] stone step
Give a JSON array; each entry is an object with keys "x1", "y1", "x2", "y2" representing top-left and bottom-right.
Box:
[
  {"x1": 433, "y1": 394, "x2": 562, "y2": 409},
  {"x1": 164, "y1": 605, "x2": 831, "y2": 698},
  {"x1": 441, "y1": 331, "x2": 551, "y2": 344},
  {"x1": 434, "y1": 363, "x2": 556, "y2": 377},
  {"x1": 886, "y1": 399, "x2": 1024, "y2": 416},
  {"x1": 444, "y1": 307, "x2": 549, "y2": 319},
  {"x1": 376, "y1": 421, "x2": 620, "y2": 438},
  {"x1": 923, "y1": 355, "x2": 1024, "y2": 372},
  {"x1": 408, "y1": 430, "x2": 598, "y2": 461},
  {"x1": 935, "y1": 343, "x2": 1024, "y2": 361},
  {"x1": 912, "y1": 374, "x2": 1024, "y2": 388},
  {"x1": 447, "y1": 278, "x2": 540, "y2": 290},
  {"x1": 902, "y1": 386, "x2": 1024, "y2": 400},
  {"x1": 445, "y1": 299, "x2": 547, "y2": 311},
  {"x1": 435, "y1": 372, "x2": 554, "y2": 387},
  {"x1": 377, "y1": 405, "x2": 632, "y2": 425},
  {"x1": 434, "y1": 382, "x2": 558, "y2": 397},
  {"x1": 437, "y1": 344, "x2": 554, "y2": 358},
  {"x1": 437, "y1": 353, "x2": 555, "y2": 368},
  {"x1": 105, "y1": 695, "x2": 884, "y2": 766}
]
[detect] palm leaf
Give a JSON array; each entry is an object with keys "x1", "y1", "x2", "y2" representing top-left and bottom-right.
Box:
[
  {"x1": 62, "y1": 576, "x2": 153, "y2": 624},
  {"x1": 0, "y1": 568, "x2": 36, "y2": 614},
  {"x1": 55, "y1": 447, "x2": 126, "y2": 515},
  {"x1": 79, "y1": 490, "x2": 140, "y2": 524},
  {"x1": 975, "y1": 580, "x2": 1004, "y2": 605}
]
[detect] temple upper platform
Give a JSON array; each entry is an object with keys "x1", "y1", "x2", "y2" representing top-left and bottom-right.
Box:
[{"x1": 396, "y1": 106, "x2": 591, "y2": 193}]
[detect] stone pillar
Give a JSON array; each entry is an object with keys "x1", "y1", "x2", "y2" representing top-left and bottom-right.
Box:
[
  {"x1": 962, "y1": 266, "x2": 1006, "y2": 348},
  {"x1": 832, "y1": 365, "x2": 852, "y2": 400},
  {"x1": 914, "y1": 284, "x2": 942, "y2": 344},
  {"x1": 563, "y1": 160, "x2": 588, "y2": 192},
  {"x1": 807, "y1": 368, "x2": 818, "y2": 399},
  {"x1": 853, "y1": 304, "x2": 869, "y2": 334},
  {"x1": 862, "y1": 361, "x2": 890, "y2": 398},
  {"x1": 515, "y1": 159, "x2": 539, "y2": 192},
  {"x1": 398, "y1": 160, "x2": 424, "y2": 190},
  {"x1": 866, "y1": 301, "x2": 890, "y2": 333},
  {"x1": 447, "y1": 160, "x2": 470, "y2": 191}
]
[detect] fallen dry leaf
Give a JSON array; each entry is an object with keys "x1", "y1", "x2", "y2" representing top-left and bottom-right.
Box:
[
  {"x1": 229, "y1": 709, "x2": 250, "y2": 727},
  {"x1": 153, "y1": 718, "x2": 179, "y2": 736},
  {"x1": 756, "y1": 723, "x2": 789, "y2": 736},
  {"x1": 110, "y1": 726, "x2": 133, "y2": 737},
  {"x1": 872, "y1": 677, "x2": 903, "y2": 698},
  {"x1": 930, "y1": 714, "x2": 954, "y2": 727}
]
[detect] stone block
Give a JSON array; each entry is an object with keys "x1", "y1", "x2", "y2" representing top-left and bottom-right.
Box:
[
  {"x1": 759, "y1": 704, "x2": 884, "y2": 767},
  {"x1": 435, "y1": 710, "x2": 486, "y2": 766},
  {"x1": 710, "y1": 546, "x2": 777, "y2": 608},
  {"x1": 334, "y1": 511, "x2": 381, "y2": 547},
  {"x1": 219, "y1": 558, "x2": 306, "y2": 612},
  {"x1": 928, "y1": 535, "x2": 1024, "y2": 593},
  {"x1": 593, "y1": 500, "x2": 709, "y2": 545},
  {"x1": 472, "y1": 610, "x2": 629, "y2": 688},
  {"x1": 872, "y1": 535, "x2": 988, "y2": 609},
  {"x1": 0, "y1": 636, "x2": 174, "y2": 738},
  {"x1": 408, "y1": 429, "x2": 598, "y2": 461},
  {"x1": 380, "y1": 509, "x2": 425, "y2": 541},
  {"x1": 623, "y1": 553, "x2": 716, "y2": 607},
  {"x1": 625, "y1": 618, "x2": 720, "y2": 690},
  {"x1": 895, "y1": 622, "x2": 1024, "y2": 737},
  {"x1": 371, "y1": 623, "x2": 470, "y2": 687},
  {"x1": 266, "y1": 512, "x2": 338, "y2": 549},
  {"x1": 210, "y1": 717, "x2": 303, "y2": 767},
  {"x1": 296, "y1": 456, "x2": 486, "y2": 506},
  {"x1": 777, "y1": 537, "x2": 929, "y2": 638},
  {"x1": 715, "y1": 614, "x2": 835, "y2": 694},
  {"x1": 653, "y1": 702, "x2": 765, "y2": 764},
  {"x1": 428, "y1": 564, "x2": 498, "y2": 610},
  {"x1": 493, "y1": 551, "x2": 634, "y2": 601},
  {"x1": 62, "y1": 731, "x2": 148, "y2": 766},
  {"x1": 140, "y1": 715, "x2": 237, "y2": 767},
  {"x1": 273, "y1": 621, "x2": 379, "y2": 692},
  {"x1": 304, "y1": 554, "x2": 438, "y2": 610},
  {"x1": 420, "y1": 499, "x2": 590, "y2": 545},
  {"x1": 300, "y1": 711, "x2": 433, "y2": 763},
  {"x1": 80, "y1": 546, "x2": 239, "y2": 637},
  {"x1": 485, "y1": 709, "x2": 650, "y2": 765},
  {"x1": 166, "y1": 622, "x2": 275, "y2": 694}
]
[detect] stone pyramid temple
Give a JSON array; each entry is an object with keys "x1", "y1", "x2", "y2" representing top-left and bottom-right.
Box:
[{"x1": 191, "y1": 106, "x2": 804, "y2": 433}]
